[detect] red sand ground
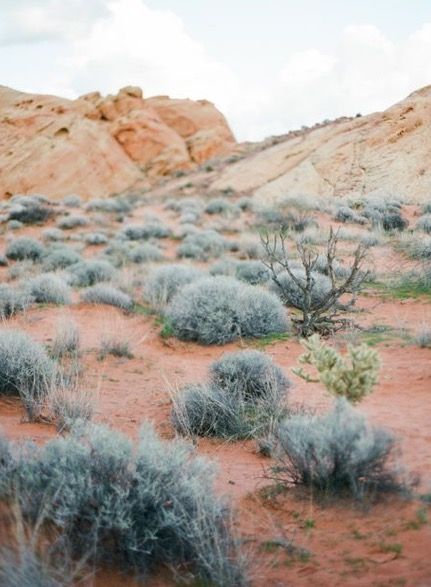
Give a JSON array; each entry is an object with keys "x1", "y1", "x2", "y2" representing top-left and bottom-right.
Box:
[{"x1": 0, "y1": 200, "x2": 430, "y2": 586}]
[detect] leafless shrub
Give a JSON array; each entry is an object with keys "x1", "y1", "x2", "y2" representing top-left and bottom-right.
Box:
[{"x1": 261, "y1": 227, "x2": 369, "y2": 336}]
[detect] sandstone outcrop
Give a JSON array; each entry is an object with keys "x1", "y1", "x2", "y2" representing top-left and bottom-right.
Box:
[
  {"x1": 0, "y1": 85, "x2": 236, "y2": 200},
  {"x1": 211, "y1": 86, "x2": 431, "y2": 203}
]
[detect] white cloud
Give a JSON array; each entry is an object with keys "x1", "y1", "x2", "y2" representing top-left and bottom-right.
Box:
[
  {"x1": 280, "y1": 50, "x2": 336, "y2": 86},
  {"x1": 1, "y1": 1, "x2": 430, "y2": 141},
  {"x1": 246, "y1": 23, "x2": 431, "y2": 140},
  {"x1": 65, "y1": 0, "x2": 239, "y2": 107},
  {"x1": 0, "y1": 0, "x2": 108, "y2": 45}
]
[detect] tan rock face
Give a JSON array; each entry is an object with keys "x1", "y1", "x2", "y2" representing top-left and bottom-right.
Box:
[
  {"x1": 211, "y1": 86, "x2": 431, "y2": 203},
  {"x1": 147, "y1": 96, "x2": 236, "y2": 163},
  {"x1": 0, "y1": 86, "x2": 141, "y2": 200},
  {"x1": 0, "y1": 85, "x2": 236, "y2": 200}
]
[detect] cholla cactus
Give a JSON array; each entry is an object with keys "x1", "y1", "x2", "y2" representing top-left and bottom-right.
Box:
[{"x1": 293, "y1": 334, "x2": 379, "y2": 403}]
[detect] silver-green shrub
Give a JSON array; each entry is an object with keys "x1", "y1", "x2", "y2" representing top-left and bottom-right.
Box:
[
  {"x1": 26, "y1": 274, "x2": 71, "y2": 305},
  {"x1": 84, "y1": 232, "x2": 108, "y2": 245},
  {"x1": 0, "y1": 285, "x2": 33, "y2": 319},
  {"x1": 81, "y1": 284, "x2": 133, "y2": 310},
  {"x1": 42, "y1": 247, "x2": 81, "y2": 270},
  {"x1": 269, "y1": 268, "x2": 332, "y2": 310},
  {"x1": 126, "y1": 242, "x2": 164, "y2": 263},
  {"x1": 144, "y1": 264, "x2": 205, "y2": 310},
  {"x1": 0, "y1": 329, "x2": 54, "y2": 418},
  {"x1": 177, "y1": 230, "x2": 226, "y2": 261},
  {"x1": 68, "y1": 260, "x2": 115, "y2": 287},
  {"x1": 6, "y1": 238, "x2": 45, "y2": 262},
  {"x1": 415, "y1": 215, "x2": 431, "y2": 234},
  {"x1": 56, "y1": 215, "x2": 88, "y2": 230},
  {"x1": 273, "y1": 399, "x2": 398, "y2": 498},
  {"x1": 166, "y1": 276, "x2": 288, "y2": 344},
  {"x1": 0, "y1": 423, "x2": 247, "y2": 585},
  {"x1": 210, "y1": 350, "x2": 290, "y2": 399}
]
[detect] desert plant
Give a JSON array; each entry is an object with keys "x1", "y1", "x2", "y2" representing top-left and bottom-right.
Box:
[
  {"x1": 399, "y1": 235, "x2": 431, "y2": 260},
  {"x1": 7, "y1": 261, "x2": 40, "y2": 281},
  {"x1": 81, "y1": 284, "x2": 133, "y2": 311},
  {"x1": 272, "y1": 399, "x2": 399, "y2": 499},
  {"x1": 119, "y1": 222, "x2": 171, "y2": 241},
  {"x1": 360, "y1": 232, "x2": 381, "y2": 247},
  {"x1": 144, "y1": 264, "x2": 205, "y2": 310},
  {"x1": 0, "y1": 285, "x2": 33, "y2": 319},
  {"x1": 165, "y1": 196, "x2": 203, "y2": 216},
  {"x1": 25, "y1": 274, "x2": 71, "y2": 305},
  {"x1": 0, "y1": 549, "x2": 65, "y2": 587},
  {"x1": 235, "y1": 260, "x2": 271, "y2": 285},
  {"x1": 98, "y1": 336, "x2": 134, "y2": 359},
  {"x1": 210, "y1": 258, "x2": 238, "y2": 277},
  {"x1": 172, "y1": 377, "x2": 287, "y2": 441},
  {"x1": 10, "y1": 194, "x2": 49, "y2": 207},
  {"x1": 269, "y1": 268, "x2": 332, "y2": 310},
  {"x1": 177, "y1": 230, "x2": 226, "y2": 261},
  {"x1": 56, "y1": 215, "x2": 88, "y2": 230},
  {"x1": 237, "y1": 196, "x2": 254, "y2": 211},
  {"x1": 382, "y1": 212, "x2": 408, "y2": 231},
  {"x1": 414, "y1": 327, "x2": 431, "y2": 348},
  {"x1": 334, "y1": 206, "x2": 367, "y2": 225},
  {"x1": 42, "y1": 228, "x2": 65, "y2": 242},
  {"x1": 68, "y1": 260, "x2": 115, "y2": 287},
  {"x1": 238, "y1": 239, "x2": 260, "y2": 259},
  {"x1": 62, "y1": 194, "x2": 82, "y2": 207},
  {"x1": 205, "y1": 197, "x2": 229, "y2": 214},
  {"x1": 7, "y1": 220, "x2": 24, "y2": 230},
  {"x1": 42, "y1": 247, "x2": 82, "y2": 271},
  {"x1": 48, "y1": 383, "x2": 94, "y2": 432},
  {"x1": 6, "y1": 238, "x2": 45, "y2": 262},
  {"x1": 415, "y1": 215, "x2": 431, "y2": 234},
  {"x1": 293, "y1": 334, "x2": 379, "y2": 403},
  {"x1": 8, "y1": 200, "x2": 52, "y2": 225},
  {"x1": 166, "y1": 276, "x2": 288, "y2": 345},
  {"x1": 205, "y1": 198, "x2": 239, "y2": 217},
  {"x1": 261, "y1": 228, "x2": 369, "y2": 336},
  {"x1": 50, "y1": 320, "x2": 80, "y2": 359},
  {"x1": 0, "y1": 424, "x2": 247, "y2": 585},
  {"x1": 0, "y1": 329, "x2": 54, "y2": 419},
  {"x1": 86, "y1": 196, "x2": 132, "y2": 214},
  {"x1": 84, "y1": 232, "x2": 108, "y2": 245},
  {"x1": 210, "y1": 350, "x2": 290, "y2": 399},
  {"x1": 126, "y1": 242, "x2": 164, "y2": 263},
  {"x1": 299, "y1": 226, "x2": 328, "y2": 245}
]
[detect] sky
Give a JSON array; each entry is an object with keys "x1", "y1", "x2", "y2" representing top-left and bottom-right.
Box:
[{"x1": 1, "y1": 0, "x2": 431, "y2": 140}]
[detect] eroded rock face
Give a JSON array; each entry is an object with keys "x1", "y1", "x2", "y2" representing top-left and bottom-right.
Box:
[
  {"x1": 146, "y1": 96, "x2": 236, "y2": 164},
  {"x1": 0, "y1": 85, "x2": 236, "y2": 200},
  {"x1": 211, "y1": 86, "x2": 431, "y2": 203}
]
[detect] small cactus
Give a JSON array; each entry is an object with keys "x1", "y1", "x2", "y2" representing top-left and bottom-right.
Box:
[{"x1": 293, "y1": 334, "x2": 379, "y2": 403}]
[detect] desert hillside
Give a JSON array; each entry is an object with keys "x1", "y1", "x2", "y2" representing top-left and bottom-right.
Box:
[
  {"x1": 1, "y1": 84, "x2": 431, "y2": 204},
  {"x1": 211, "y1": 85, "x2": 431, "y2": 203},
  {"x1": 0, "y1": 84, "x2": 236, "y2": 200},
  {"x1": 0, "y1": 82, "x2": 430, "y2": 587}
]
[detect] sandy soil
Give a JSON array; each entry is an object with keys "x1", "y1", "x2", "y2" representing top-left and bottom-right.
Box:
[{"x1": 0, "y1": 194, "x2": 430, "y2": 587}]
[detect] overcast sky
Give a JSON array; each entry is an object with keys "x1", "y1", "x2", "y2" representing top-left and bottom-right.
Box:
[{"x1": 1, "y1": 0, "x2": 431, "y2": 140}]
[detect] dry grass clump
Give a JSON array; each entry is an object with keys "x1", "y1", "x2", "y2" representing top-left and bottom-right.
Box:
[{"x1": 0, "y1": 329, "x2": 54, "y2": 420}]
